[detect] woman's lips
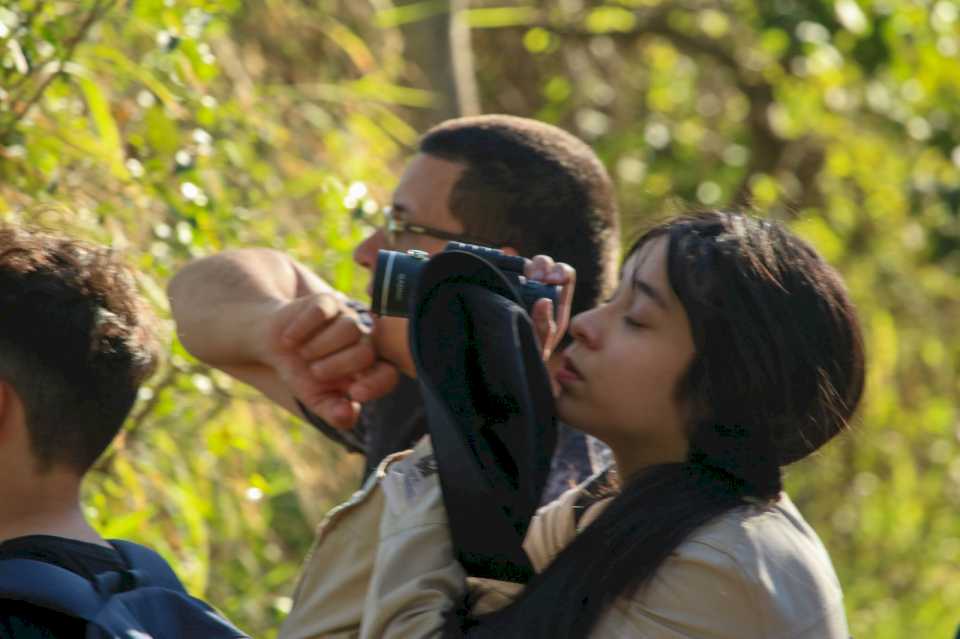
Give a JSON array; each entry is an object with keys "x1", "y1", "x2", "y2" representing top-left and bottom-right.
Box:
[{"x1": 555, "y1": 355, "x2": 584, "y2": 385}]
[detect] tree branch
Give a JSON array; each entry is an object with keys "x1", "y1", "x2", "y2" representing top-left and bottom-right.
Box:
[
  {"x1": 3, "y1": 2, "x2": 51, "y2": 96},
  {"x1": 1, "y1": 0, "x2": 117, "y2": 139}
]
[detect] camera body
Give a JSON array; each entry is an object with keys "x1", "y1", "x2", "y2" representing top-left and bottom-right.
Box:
[{"x1": 371, "y1": 242, "x2": 558, "y2": 318}]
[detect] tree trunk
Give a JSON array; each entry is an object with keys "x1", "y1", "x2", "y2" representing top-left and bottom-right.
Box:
[{"x1": 399, "y1": 0, "x2": 480, "y2": 128}]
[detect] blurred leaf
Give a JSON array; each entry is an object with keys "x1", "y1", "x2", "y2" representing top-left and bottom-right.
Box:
[
  {"x1": 77, "y1": 75, "x2": 127, "y2": 178},
  {"x1": 375, "y1": 0, "x2": 448, "y2": 28},
  {"x1": 584, "y1": 7, "x2": 638, "y2": 34},
  {"x1": 468, "y1": 7, "x2": 540, "y2": 29}
]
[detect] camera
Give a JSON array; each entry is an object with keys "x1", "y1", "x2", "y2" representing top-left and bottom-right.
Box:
[{"x1": 371, "y1": 242, "x2": 558, "y2": 318}]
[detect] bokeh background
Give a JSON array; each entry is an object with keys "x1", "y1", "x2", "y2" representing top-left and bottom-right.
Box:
[{"x1": 2, "y1": 1, "x2": 958, "y2": 636}]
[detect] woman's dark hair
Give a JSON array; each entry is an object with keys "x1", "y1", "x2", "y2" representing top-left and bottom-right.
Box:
[{"x1": 454, "y1": 211, "x2": 865, "y2": 638}]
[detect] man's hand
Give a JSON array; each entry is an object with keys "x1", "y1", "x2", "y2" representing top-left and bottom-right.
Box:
[
  {"x1": 265, "y1": 293, "x2": 399, "y2": 429},
  {"x1": 525, "y1": 255, "x2": 576, "y2": 362}
]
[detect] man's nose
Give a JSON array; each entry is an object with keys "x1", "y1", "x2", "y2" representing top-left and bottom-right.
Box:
[{"x1": 354, "y1": 229, "x2": 385, "y2": 270}]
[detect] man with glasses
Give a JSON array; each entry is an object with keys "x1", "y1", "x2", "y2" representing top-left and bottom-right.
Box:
[
  {"x1": 169, "y1": 115, "x2": 619, "y2": 636},
  {"x1": 168, "y1": 114, "x2": 620, "y2": 492}
]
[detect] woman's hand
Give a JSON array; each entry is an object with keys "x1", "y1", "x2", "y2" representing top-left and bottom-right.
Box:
[{"x1": 525, "y1": 255, "x2": 576, "y2": 362}]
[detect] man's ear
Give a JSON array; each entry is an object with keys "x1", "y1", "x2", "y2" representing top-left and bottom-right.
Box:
[
  {"x1": 0, "y1": 381, "x2": 12, "y2": 439},
  {"x1": 499, "y1": 246, "x2": 518, "y2": 257},
  {"x1": 0, "y1": 381, "x2": 32, "y2": 452}
]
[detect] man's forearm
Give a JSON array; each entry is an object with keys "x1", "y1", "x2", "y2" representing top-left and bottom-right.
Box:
[
  {"x1": 168, "y1": 248, "x2": 326, "y2": 367},
  {"x1": 169, "y1": 247, "x2": 396, "y2": 434}
]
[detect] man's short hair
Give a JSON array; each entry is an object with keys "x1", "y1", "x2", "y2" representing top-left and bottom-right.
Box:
[
  {"x1": 419, "y1": 115, "x2": 620, "y2": 316},
  {"x1": 0, "y1": 225, "x2": 158, "y2": 473}
]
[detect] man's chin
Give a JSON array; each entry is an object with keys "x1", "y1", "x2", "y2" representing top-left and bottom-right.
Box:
[{"x1": 371, "y1": 315, "x2": 416, "y2": 378}]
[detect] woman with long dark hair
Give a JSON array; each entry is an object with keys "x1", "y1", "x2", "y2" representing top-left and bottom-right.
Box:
[{"x1": 293, "y1": 210, "x2": 865, "y2": 639}]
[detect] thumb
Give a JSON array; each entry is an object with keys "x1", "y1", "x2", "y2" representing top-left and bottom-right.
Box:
[
  {"x1": 306, "y1": 393, "x2": 361, "y2": 430},
  {"x1": 531, "y1": 297, "x2": 557, "y2": 360}
]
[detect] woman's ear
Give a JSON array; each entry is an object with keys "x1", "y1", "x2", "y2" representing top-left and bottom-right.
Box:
[{"x1": 499, "y1": 246, "x2": 518, "y2": 257}]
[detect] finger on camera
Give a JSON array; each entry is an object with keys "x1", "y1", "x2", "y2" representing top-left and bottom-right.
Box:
[
  {"x1": 348, "y1": 360, "x2": 400, "y2": 402},
  {"x1": 532, "y1": 298, "x2": 556, "y2": 346},
  {"x1": 531, "y1": 296, "x2": 553, "y2": 324},
  {"x1": 555, "y1": 264, "x2": 576, "y2": 326},
  {"x1": 308, "y1": 340, "x2": 377, "y2": 382},
  {"x1": 282, "y1": 294, "x2": 342, "y2": 346},
  {"x1": 297, "y1": 314, "x2": 367, "y2": 360},
  {"x1": 543, "y1": 261, "x2": 574, "y2": 285},
  {"x1": 525, "y1": 254, "x2": 556, "y2": 282}
]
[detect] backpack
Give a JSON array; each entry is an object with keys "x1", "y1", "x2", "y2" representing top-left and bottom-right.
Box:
[{"x1": 0, "y1": 539, "x2": 248, "y2": 639}]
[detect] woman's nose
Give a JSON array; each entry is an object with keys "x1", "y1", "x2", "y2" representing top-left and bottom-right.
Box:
[{"x1": 569, "y1": 307, "x2": 601, "y2": 350}]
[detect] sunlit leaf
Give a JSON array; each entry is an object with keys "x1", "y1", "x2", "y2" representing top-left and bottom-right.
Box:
[
  {"x1": 77, "y1": 75, "x2": 127, "y2": 178},
  {"x1": 584, "y1": 7, "x2": 638, "y2": 34}
]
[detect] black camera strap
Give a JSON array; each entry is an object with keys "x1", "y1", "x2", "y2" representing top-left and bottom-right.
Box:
[{"x1": 409, "y1": 250, "x2": 557, "y2": 583}]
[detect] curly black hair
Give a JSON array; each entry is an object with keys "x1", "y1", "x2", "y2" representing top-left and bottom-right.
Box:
[{"x1": 0, "y1": 225, "x2": 159, "y2": 473}]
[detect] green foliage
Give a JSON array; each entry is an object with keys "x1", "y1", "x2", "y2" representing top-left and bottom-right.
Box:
[
  {"x1": 2, "y1": 0, "x2": 958, "y2": 636},
  {"x1": 2, "y1": 1, "x2": 408, "y2": 635}
]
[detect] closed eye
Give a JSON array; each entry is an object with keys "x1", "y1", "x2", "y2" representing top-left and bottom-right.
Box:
[{"x1": 624, "y1": 316, "x2": 647, "y2": 329}]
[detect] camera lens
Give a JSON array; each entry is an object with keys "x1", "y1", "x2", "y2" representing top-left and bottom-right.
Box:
[{"x1": 371, "y1": 249, "x2": 430, "y2": 317}]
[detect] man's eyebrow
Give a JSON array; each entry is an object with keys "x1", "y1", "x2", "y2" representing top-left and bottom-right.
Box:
[{"x1": 632, "y1": 276, "x2": 668, "y2": 310}]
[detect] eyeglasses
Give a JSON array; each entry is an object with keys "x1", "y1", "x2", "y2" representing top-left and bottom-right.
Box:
[{"x1": 379, "y1": 206, "x2": 495, "y2": 248}]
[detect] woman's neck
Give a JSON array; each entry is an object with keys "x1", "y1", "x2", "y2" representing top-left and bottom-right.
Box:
[{"x1": 610, "y1": 438, "x2": 689, "y2": 479}]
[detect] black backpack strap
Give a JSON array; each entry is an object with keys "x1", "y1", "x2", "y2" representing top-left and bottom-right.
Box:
[
  {"x1": 0, "y1": 558, "x2": 105, "y2": 622},
  {"x1": 108, "y1": 540, "x2": 186, "y2": 592}
]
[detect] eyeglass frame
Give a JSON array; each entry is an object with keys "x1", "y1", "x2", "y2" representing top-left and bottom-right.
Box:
[{"x1": 378, "y1": 205, "x2": 498, "y2": 248}]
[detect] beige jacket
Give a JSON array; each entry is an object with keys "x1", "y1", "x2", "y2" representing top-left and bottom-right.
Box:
[{"x1": 279, "y1": 439, "x2": 848, "y2": 638}]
